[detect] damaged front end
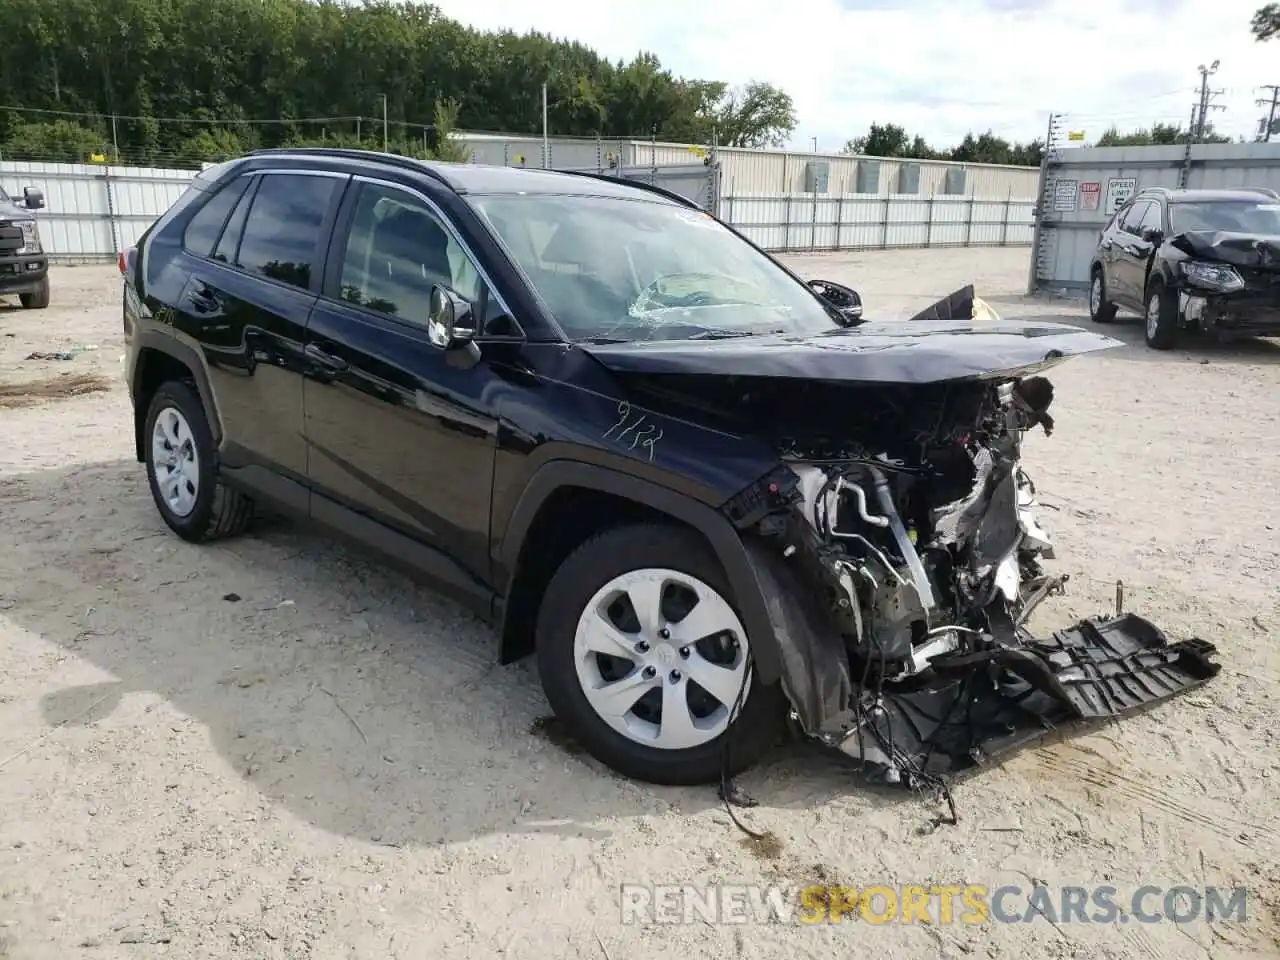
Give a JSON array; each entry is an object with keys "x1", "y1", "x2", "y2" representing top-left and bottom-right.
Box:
[
  {"x1": 717, "y1": 294, "x2": 1223, "y2": 788},
  {"x1": 1169, "y1": 231, "x2": 1280, "y2": 337}
]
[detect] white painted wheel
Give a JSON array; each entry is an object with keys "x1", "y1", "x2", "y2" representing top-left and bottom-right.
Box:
[
  {"x1": 150, "y1": 406, "x2": 200, "y2": 518},
  {"x1": 572, "y1": 567, "x2": 750, "y2": 751}
]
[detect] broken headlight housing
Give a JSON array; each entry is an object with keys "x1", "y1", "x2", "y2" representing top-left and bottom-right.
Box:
[
  {"x1": 16, "y1": 219, "x2": 41, "y2": 255},
  {"x1": 1181, "y1": 260, "x2": 1244, "y2": 293}
]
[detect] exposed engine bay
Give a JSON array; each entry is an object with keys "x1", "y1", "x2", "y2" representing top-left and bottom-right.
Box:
[{"x1": 706, "y1": 291, "x2": 1223, "y2": 794}]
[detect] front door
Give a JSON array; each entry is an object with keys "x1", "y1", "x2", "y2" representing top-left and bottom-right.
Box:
[{"x1": 302, "y1": 177, "x2": 501, "y2": 587}]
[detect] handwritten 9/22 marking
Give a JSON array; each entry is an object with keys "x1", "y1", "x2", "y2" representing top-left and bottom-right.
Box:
[{"x1": 603, "y1": 401, "x2": 663, "y2": 463}]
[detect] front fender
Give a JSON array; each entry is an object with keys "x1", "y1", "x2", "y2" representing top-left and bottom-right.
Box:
[{"x1": 498, "y1": 459, "x2": 784, "y2": 684}]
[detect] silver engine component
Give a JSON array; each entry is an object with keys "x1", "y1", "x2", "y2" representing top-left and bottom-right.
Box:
[{"x1": 790, "y1": 379, "x2": 1057, "y2": 682}]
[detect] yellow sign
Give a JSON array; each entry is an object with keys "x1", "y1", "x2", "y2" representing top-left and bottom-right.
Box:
[
  {"x1": 1067, "y1": 131, "x2": 1086, "y2": 142},
  {"x1": 687, "y1": 145, "x2": 708, "y2": 158},
  {"x1": 90, "y1": 152, "x2": 107, "y2": 163}
]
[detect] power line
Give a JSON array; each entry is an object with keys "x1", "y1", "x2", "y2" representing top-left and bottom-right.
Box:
[{"x1": 0, "y1": 103, "x2": 446, "y2": 133}]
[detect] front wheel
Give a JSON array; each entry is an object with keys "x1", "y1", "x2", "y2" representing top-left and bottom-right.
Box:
[
  {"x1": 1144, "y1": 283, "x2": 1178, "y2": 350},
  {"x1": 19, "y1": 277, "x2": 50, "y2": 309},
  {"x1": 535, "y1": 523, "x2": 783, "y2": 785}
]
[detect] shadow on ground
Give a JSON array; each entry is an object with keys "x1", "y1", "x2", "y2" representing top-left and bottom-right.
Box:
[{"x1": 1, "y1": 458, "x2": 922, "y2": 850}]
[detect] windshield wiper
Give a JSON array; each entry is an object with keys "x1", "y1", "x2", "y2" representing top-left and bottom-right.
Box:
[{"x1": 687, "y1": 327, "x2": 788, "y2": 340}]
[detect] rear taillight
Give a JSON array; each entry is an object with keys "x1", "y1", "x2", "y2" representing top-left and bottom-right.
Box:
[{"x1": 119, "y1": 246, "x2": 137, "y2": 285}]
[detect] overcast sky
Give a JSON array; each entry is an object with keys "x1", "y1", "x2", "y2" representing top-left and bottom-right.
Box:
[{"x1": 429, "y1": 0, "x2": 1278, "y2": 150}]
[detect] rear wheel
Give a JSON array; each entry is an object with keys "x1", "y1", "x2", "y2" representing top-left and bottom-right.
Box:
[
  {"x1": 1088, "y1": 267, "x2": 1116, "y2": 323},
  {"x1": 144, "y1": 380, "x2": 254, "y2": 542},
  {"x1": 1144, "y1": 282, "x2": 1178, "y2": 350},
  {"x1": 19, "y1": 277, "x2": 50, "y2": 309},
  {"x1": 535, "y1": 523, "x2": 783, "y2": 785}
]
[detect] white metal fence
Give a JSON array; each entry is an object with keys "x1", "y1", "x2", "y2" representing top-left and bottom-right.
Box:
[
  {"x1": 726, "y1": 193, "x2": 1034, "y2": 252},
  {"x1": 2, "y1": 159, "x2": 1036, "y2": 262},
  {"x1": 0, "y1": 161, "x2": 192, "y2": 263}
]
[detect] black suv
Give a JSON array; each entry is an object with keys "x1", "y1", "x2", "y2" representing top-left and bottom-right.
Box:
[
  {"x1": 124, "y1": 149, "x2": 1188, "y2": 789},
  {"x1": 0, "y1": 182, "x2": 49, "y2": 309},
  {"x1": 1088, "y1": 186, "x2": 1280, "y2": 349}
]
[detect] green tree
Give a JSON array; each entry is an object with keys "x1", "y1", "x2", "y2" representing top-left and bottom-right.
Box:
[
  {"x1": 842, "y1": 123, "x2": 1042, "y2": 166},
  {"x1": 0, "y1": 0, "x2": 779, "y2": 165},
  {"x1": 709, "y1": 81, "x2": 796, "y2": 148},
  {"x1": 1095, "y1": 122, "x2": 1229, "y2": 146},
  {"x1": 1253, "y1": 3, "x2": 1279, "y2": 40}
]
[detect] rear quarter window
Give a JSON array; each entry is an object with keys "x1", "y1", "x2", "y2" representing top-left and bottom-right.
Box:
[{"x1": 182, "y1": 177, "x2": 251, "y2": 258}]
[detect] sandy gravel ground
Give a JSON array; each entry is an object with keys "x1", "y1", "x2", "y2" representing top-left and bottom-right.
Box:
[{"x1": 1, "y1": 251, "x2": 1278, "y2": 960}]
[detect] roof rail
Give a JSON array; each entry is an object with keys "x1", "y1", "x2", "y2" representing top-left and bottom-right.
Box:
[
  {"x1": 553, "y1": 169, "x2": 702, "y2": 210},
  {"x1": 243, "y1": 147, "x2": 454, "y2": 187}
]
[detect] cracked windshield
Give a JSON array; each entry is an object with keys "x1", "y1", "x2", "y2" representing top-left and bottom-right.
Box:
[{"x1": 468, "y1": 194, "x2": 838, "y2": 342}]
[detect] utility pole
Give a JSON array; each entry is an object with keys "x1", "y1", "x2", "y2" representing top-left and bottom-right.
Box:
[
  {"x1": 380, "y1": 94, "x2": 388, "y2": 152},
  {"x1": 541, "y1": 82, "x2": 550, "y2": 169},
  {"x1": 1192, "y1": 61, "x2": 1224, "y2": 141},
  {"x1": 1256, "y1": 85, "x2": 1280, "y2": 142}
]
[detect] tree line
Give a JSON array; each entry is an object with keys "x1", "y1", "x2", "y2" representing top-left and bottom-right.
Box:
[
  {"x1": 0, "y1": 0, "x2": 1272, "y2": 169},
  {"x1": 0, "y1": 0, "x2": 798, "y2": 166}
]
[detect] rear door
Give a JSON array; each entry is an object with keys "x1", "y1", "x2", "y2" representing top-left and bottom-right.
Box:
[
  {"x1": 302, "y1": 176, "x2": 508, "y2": 587},
  {"x1": 177, "y1": 168, "x2": 348, "y2": 506}
]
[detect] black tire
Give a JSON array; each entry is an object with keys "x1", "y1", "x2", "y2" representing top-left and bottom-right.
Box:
[
  {"x1": 1144, "y1": 282, "x2": 1178, "y2": 350},
  {"x1": 535, "y1": 522, "x2": 784, "y2": 785},
  {"x1": 19, "y1": 277, "x2": 50, "y2": 309},
  {"x1": 143, "y1": 380, "x2": 254, "y2": 543},
  {"x1": 1088, "y1": 266, "x2": 1117, "y2": 324}
]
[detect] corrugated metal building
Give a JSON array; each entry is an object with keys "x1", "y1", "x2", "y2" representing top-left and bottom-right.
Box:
[{"x1": 453, "y1": 132, "x2": 1040, "y2": 198}]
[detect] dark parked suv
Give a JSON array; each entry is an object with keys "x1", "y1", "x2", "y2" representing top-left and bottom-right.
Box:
[
  {"x1": 123, "y1": 149, "x2": 1212, "y2": 790},
  {"x1": 0, "y1": 182, "x2": 49, "y2": 309},
  {"x1": 1088, "y1": 186, "x2": 1280, "y2": 349}
]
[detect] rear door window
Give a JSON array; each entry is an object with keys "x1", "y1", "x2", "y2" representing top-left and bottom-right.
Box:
[
  {"x1": 183, "y1": 177, "x2": 250, "y2": 258},
  {"x1": 234, "y1": 173, "x2": 342, "y2": 291}
]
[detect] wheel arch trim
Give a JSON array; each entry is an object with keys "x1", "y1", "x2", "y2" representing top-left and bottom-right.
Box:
[{"x1": 132, "y1": 332, "x2": 222, "y2": 459}]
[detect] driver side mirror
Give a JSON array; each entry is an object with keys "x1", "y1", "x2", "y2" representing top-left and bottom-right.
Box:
[
  {"x1": 427, "y1": 285, "x2": 476, "y2": 349},
  {"x1": 1140, "y1": 225, "x2": 1163, "y2": 244},
  {"x1": 23, "y1": 186, "x2": 45, "y2": 211},
  {"x1": 808, "y1": 279, "x2": 863, "y2": 326}
]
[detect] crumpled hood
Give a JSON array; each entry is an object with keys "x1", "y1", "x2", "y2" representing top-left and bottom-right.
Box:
[
  {"x1": 1168, "y1": 230, "x2": 1280, "y2": 270},
  {"x1": 580, "y1": 318, "x2": 1122, "y2": 385}
]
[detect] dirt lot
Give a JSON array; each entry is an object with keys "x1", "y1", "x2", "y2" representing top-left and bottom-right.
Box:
[{"x1": 1, "y1": 251, "x2": 1278, "y2": 960}]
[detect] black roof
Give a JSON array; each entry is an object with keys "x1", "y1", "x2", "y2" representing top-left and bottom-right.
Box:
[
  {"x1": 243, "y1": 147, "x2": 692, "y2": 205},
  {"x1": 1137, "y1": 186, "x2": 1280, "y2": 203}
]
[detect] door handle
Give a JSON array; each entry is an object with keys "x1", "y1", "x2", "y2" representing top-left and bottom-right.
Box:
[
  {"x1": 187, "y1": 284, "x2": 221, "y2": 314},
  {"x1": 304, "y1": 343, "x2": 349, "y2": 372}
]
